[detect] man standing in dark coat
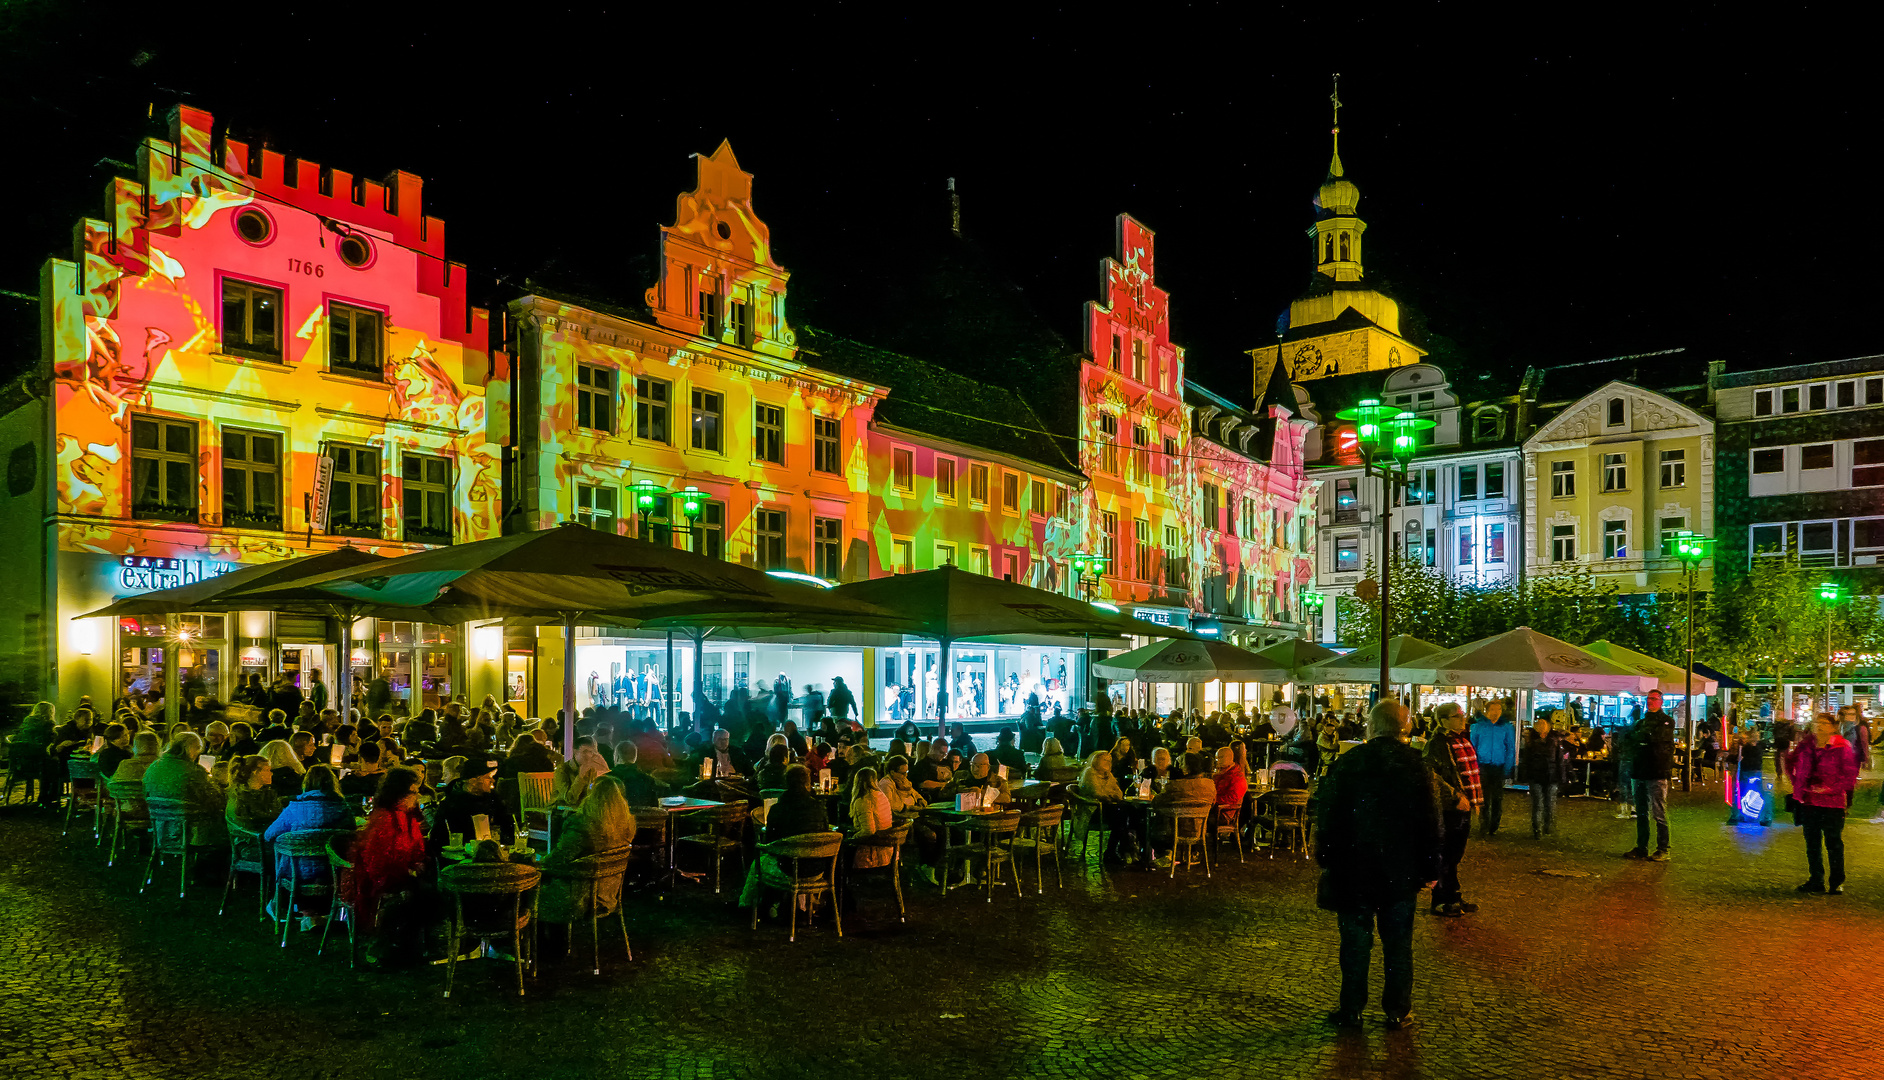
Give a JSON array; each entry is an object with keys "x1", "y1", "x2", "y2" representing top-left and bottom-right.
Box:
[{"x1": 1316, "y1": 700, "x2": 1442, "y2": 1031}]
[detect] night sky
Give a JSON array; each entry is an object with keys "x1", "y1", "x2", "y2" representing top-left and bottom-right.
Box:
[{"x1": 4, "y1": 4, "x2": 1875, "y2": 399}]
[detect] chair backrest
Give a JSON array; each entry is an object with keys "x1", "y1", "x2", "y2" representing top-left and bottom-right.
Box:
[
  {"x1": 67, "y1": 758, "x2": 99, "y2": 783},
  {"x1": 628, "y1": 808, "x2": 668, "y2": 843},
  {"x1": 1276, "y1": 790, "x2": 1311, "y2": 820},
  {"x1": 854, "y1": 818, "x2": 913, "y2": 850},
  {"x1": 275, "y1": 828, "x2": 356, "y2": 879},
  {"x1": 107, "y1": 778, "x2": 147, "y2": 811},
  {"x1": 767, "y1": 830, "x2": 843, "y2": 861},
  {"x1": 562, "y1": 844, "x2": 635, "y2": 885},
  {"x1": 1018, "y1": 804, "x2": 1065, "y2": 830},
  {"x1": 439, "y1": 860, "x2": 542, "y2": 897},
  {"x1": 516, "y1": 772, "x2": 556, "y2": 813},
  {"x1": 145, "y1": 796, "x2": 216, "y2": 853},
  {"x1": 228, "y1": 823, "x2": 267, "y2": 868},
  {"x1": 980, "y1": 811, "x2": 1022, "y2": 840}
]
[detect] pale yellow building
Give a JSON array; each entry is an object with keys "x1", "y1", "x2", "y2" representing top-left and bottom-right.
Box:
[
  {"x1": 1523, "y1": 380, "x2": 1714, "y2": 593},
  {"x1": 1250, "y1": 90, "x2": 1425, "y2": 394}
]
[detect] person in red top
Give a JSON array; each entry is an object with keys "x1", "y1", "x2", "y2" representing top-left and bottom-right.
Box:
[
  {"x1": 1210, "y1": 745, "x2": 1247, "y2": 809},
  {"x1": 345, "y1": 766, "x2": 432, "y2": 966},
  {"x1": 1787, "y1": 713, "x2": 1859, "y2": 895}
]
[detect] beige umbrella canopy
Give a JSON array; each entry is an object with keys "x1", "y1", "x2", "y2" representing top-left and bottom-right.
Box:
[
  {"x1": 1307, "y1": 634, "x2": 1449, "y2": 683},
  {"x1": 1400, "y1": 627, "x2": 1661, "y2": 695},
  {"x1": 1093, "y1": 637, "x2": 1293, "y2": 682},
  {"x1": 1252, "y1": 637, "x2": 1342, "y2": 682},
  {"x1": 1582, "y1": 640, "x2": 1719, "y2": 695}
]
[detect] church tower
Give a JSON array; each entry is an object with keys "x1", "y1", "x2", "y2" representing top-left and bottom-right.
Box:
[{"x1": 1250, "y1": 78, "x2": 1425, "y2": 391}]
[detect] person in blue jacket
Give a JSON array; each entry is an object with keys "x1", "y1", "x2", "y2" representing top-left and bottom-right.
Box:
[{"x1": 1468, "y1": 699, "x2": 1517, "y2": 839}]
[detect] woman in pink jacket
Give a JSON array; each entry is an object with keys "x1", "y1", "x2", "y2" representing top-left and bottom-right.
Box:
[{"x1": 1786, "y1": 713, "x2": 1859, "y2": 895}]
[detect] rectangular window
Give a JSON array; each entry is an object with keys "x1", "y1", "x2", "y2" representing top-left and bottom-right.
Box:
[
  {"x1": 1202, "y1": 483, "x2": 1220, "y2": 531},
  {"x1": 1459, "y1": 526, "x2": 1474, "y2": 566},
  {"x1": 1853, "y1": 439, "x2": 1884, "y2": 487},
  {"x1": 1837, "y1": 381, "x2": 1857, "y2": 409},
  {"x1": 936, "y1": 457, "x2": 957, "y2": 500},
  {"x1": 221, "y1": 278, "x2": 282, "y2": 360},
  {"x1": 730, "y1": 300, "x2": 753, "y2": 348},
  {"x1": 1854, "y1": 518, "x2": 1884, "y2": 554},
  {"x1": 1131, "y1": 339, "x2": 1147, "y2": 382},
  {"x1": 1485, "y1": 461, "x2": 1506, "y2": 499},
  {"x1": 1030, "y1": 478, "x2": 1047, "y2": 516},
  {"x1": 934, "y1": 542, "x2": 957, "y2": 568},
  {"x1": 698, "y1": 289, "x2": 722, "y2": 339},
  {"x1": 1109, "y1": 334, "x2": 1122, "y2": 371},
  {"x1": 1458, "y1": 464, "x2": 1478, "y2": 500},
  {"x1": 891, "y1": 538, "x2": 913, "y2": 574},
  {"x1": 401, "y1": 453, "x2": 452, "y2": 543},
  {"x1": 1054, "y1": 483, "x2": 1069, "y2": 520},
  {"x1": 576, "y1": 364, "x2": 616, "y2": 432},
  {"x1": 695, "y1": 501, "x2": 724, "y2": 561},
  {"x1": 1002, "y1": 552, "x2": 1017, "y2": 583},
  {"x1": 636, "y1": 378, "x2": 671, "y2": 443},
  {"x1": 753, "y1": 402, "x2": 784, "y2": 464},
  {"x1": 970, "y1": 463, "x2": 990, "y2": 505},
  {"x1": 1164, "y1": 524, "x2": 1183, "y2": 587},
  {"x1": 328, "y1": 303, "x2": 381, "y2": 376},
  {"x1": 221, "y1": 428, "x2": 281, "y2": 530},
  {"x1": 575, "y1": 483, "x2": 618, "y2": 531},
  {"x1": 1801, "y1": 443, "x2": 1834, "y2": 470},
  {"x1": 754, "y1": 509, "x2": 786, "y2": 569},
  {"x1": 1752, "y1": 447, "x2": 1785, "y2": 474},
  {"x1": 1335, "y1": 534, "x2": 1360, "y2": 572},
  {"x1": 1755, "y1": 389, "x2": 1774, "y2": 416},
  {"x1": 1135, "y1": 518, "x2": 1151, "y2": 581},
  {"x1": 1868, "y1": 378, "x2": 1884, "y2": 405},
  {"x1": 1801, "y1": 521, "x2": 1835, "y2": 561},
  {"x1": 1551, "y1": 460, "x2": 1576, "y2": 498},
  {"x1": 970, "y1": 547, "x2": 991, "y2": 576},
  {"x1": 1782, "y1": 386, "x2": 1801, "y2": 413},
  {"x1": 813, "y1": 517, "x2": 842, "y2": 580},
  {"x1": 1659, "y1": 516, "x2": 1688, "y2": 553},
  {"x1": 1002, "y1": 471, "x2": 1020, "y2": 512},
  {"x1": 1603, "y1": 453, "x2": 1628, "y2": 492},
  {"x1": 690, "y1": 388, "x2": 723, "y2": 452},
  {"x1": 1749, "y1": 523, "x2": 1785, "y2": 557},
  {"x1": 890, "y1": 447, "x2": 914, "y2": 492},
  {"x1": 1098, "y1": 413, "x2": 1119, "y2": 474},
  {"x1": 1334, "y1": 476, "x2": 1358, "y2": 509},
  {"x1": 1808, "y1": 383, "x2": 1828, "y2": 411},
  {"x1": 1100, "y1": 510, "x2": 1118, "y2": 570},
  {"x1": 1659, "y1": 448, "x2": 1686, "y2": 488},
  {"x1": 1603, "y1": 519, "x2": 1628, "y2": 559},
  {"x1": 326, "y1": 444, "x2": 381, "y2": 537},
  {"x1": 131, "y1": 416, "x2": 197, "y2": 522},
  {"x1": 813, "y1": 416, "x2": 841, "y2": 474},
  {"x1": 1486, "y1": 523, "x2": 1506, "y2": 563},
  {"x1": 1132, "y1": 424, "x2": 1151, "y2": 482},
  {"x1": 1405, "y1": 528, "x2": 1421, "y2": 565},
  {"x1": 1551, "y1": 523, "x2": 1576, "y2": 562}
]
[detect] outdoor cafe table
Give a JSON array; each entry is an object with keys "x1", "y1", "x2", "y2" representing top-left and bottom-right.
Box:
[
  {"x1": 917, "y1": 804, "x2": 1008, "y2": 896},
  {"x1": 653, "y1": 797, "x2": 725, "y2": 881},
  {"x1": 1007, "y1": 781, "x2": 1051, "y2": 807}
]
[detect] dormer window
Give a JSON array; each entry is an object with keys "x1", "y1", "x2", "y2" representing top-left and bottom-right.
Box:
[
  {"x1": 698, "y1": 288, "x2": 723, "y2": 339},
  {"x1": 1607, "y1": 397, "x2": 1626, "y2": 427},
  {"x1": 1473, "y1": 408, "x2": 1504, "y2": 442}
]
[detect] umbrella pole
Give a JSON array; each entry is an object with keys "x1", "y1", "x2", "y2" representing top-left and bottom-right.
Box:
[
  {"x1": 333, "y1": 606, "x2": 355, "y2": 724},
  {"x1": 937, "y1": 638, "x2": 951, "y2": 741},
  {"x1": 691, "y1": 628, "x2": 707, "y2": 734},
  {"x1": 665, "y1": 630, "x2": 676, "y2": 737},
  {"x1": 562, "y1": 613, "x2": 577, "y2": 759}
]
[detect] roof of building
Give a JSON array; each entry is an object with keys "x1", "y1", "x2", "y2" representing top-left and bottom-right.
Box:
[
  {"x1": 795, "y1": 325, "x2": 1081, "y2": 478},
  {"x1": 1523, "y1": 348, "x2": 1707, "y2": 408},
  {"x1": 1279, "y1": 304, "x2": 1391, "y2": 345},
  {"x1": 1290, "y1": 363, "x2": 1526, "y2": 466},
  {"x1": 1713, "y1": 353, "x2": 1884, "y2": 389}
]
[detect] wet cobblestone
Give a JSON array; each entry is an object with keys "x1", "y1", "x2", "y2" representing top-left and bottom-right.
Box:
[{"x1": 4, "y1": 781, "x2": 1881, "y2": 1079}]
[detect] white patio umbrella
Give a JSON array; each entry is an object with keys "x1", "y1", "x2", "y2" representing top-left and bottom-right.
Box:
[
  {"x1": 1581, "y1": 640, "x2": 1719, "y2": 695},
  {"x1": 1307, "y1": 634, "x2": 1448, "y2": 683},
  {"x1": 1399, "y1": 627, "x2": 1661, "y2": 695},
  {"x1": 1252, "y1": 637, "x2": 1342, "y2": 682},
  {"x1": 1093, "y1": 637, "x2": 1293, "y2": 682}
]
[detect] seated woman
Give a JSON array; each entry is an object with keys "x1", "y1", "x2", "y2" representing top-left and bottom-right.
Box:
[
  {"x1": 538, "y1": 775, "x2": 635, "y2": 928},
  {"x1": 263, "y1": 765, "x2": 354, "y2": 926},
  {"x1": 1109, "y1": 736, "x2": 1140, "y2": 782},
  {"x1": 877, "y1": 755, "x2": 921, "y2": 812},
  {"x1": 226, "y1": 721, "x2": 261, "y2": 758},
  {"x1": 754, "y1": 743, "x2": 792, "y2": 793},
  {"x1": 261, "y1": 739, "x2": 308, "y2": 800},
  {"x1": 1078, "y1": 750, "x2": 1131, "y2": 863},
  {"x1": 225, "y1": 755, "x2": 284, "y2": 833},
  {"x1": 847, "y1": 766, "x2": 893, "y2": 868},
  {"x1": 1033, "y1": 737, "x2": 1068, "y2": 778},
  {"x1": 738, "y1": 764, "x2": 830, "y2": 913},
  {"x1": 1139, "y1": 747, "x2": 1178, "y2": 787},
  {"x1": 346, "y1": 767, "x2": 433, "y2": 967},
  {"x1": 202, "y1": 721, "x2": 233, "y2": 761}
]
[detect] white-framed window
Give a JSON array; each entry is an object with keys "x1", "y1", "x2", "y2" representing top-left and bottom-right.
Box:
[
  {"x1": 1131, "y1": 338, "x2": 1147, "y2": 383},
  {"x1": 1486, "y1": 523, "x2": 1506, "y2": 564},
  {"x1": 1473, "y1": 408, "x2": 1504, "y2": 441},
  {"x1": 754, "y1": 508, "x2": 786, "y2": 569},
  {"x1": 1551, "y1": 523, "x2": 1577, "y2": 562},
  {"x1": 1100, "y1": 510, "x2": 1117, "y2": 570},
  {"x1": 325, "y1": 443, "x2": 381, "y2": 538},
  {"x1": 1459, "y1": 526, "x2": 1474, "y2": 566},
  {"x1": 328, "y1": 302, "x2": 383, "y2": 376},
  {"x1": 1801, "y1": 443, "x2": 1834, "y2": 471},
  {"x1": 1201, "y1": 482, "x2": 1220, "y2": 532},
  {"x1": 1854, "y1": 517, "x2": 1884, "y2": 562},
  {"x1": 935, "y1": 457, "x2": 957, "y2": 501},
  {"x1": 1606, "y1": 397, "x2": 1626, "y2": 427},
  {"x1": 576, "y1": 364, "x2": 616, "y2": 432},
  {"x1": 222, "y1": 428, "x2": 282, "y2": 530},
  {"x1": 813, "y1": 517, "x2": 842, "y2": 579},
  {"x1": 891, "y1": 447, "x2": 914, "y2": 493},
  {"x1": 1551, "y1": 460, "x2": 1576, "y2": 498},
  {"x1": 221, "y1": 278, "x2": 282, "y2": 360},
  {"x1": 637, "y1": 377, "x2": 671, "y2": 443},
  {"x1": 1659, "y1": 448, "x2": 1686, "y2": 488},
  {"x1": 1109, "y1": 334, "x2": 1122, "y2": 371},
  {"x1": 934, "y1": 541, "x2": 957, "y2": 568},
  {"x1": 813, "y1": 416, "x2": 841, "y2": 474},
  {"x1": 1098, "y1": 413, "x2": 1119, "y2": 474},
  {"x1": 1603, "y1": 453, "x2": 1628, "y2": 492},
  {"x1": 1164, "y1": 524, "x2": 1185, "y2": 588},
  {"x1": 690, "y1": 388, "x2": 723, "y2": 452},
  {"x1": 891, "y1": 537, "x2": 913, "y2": 574},
  {"x1": 1030, "y1": 478, "x2": 1048, "y2": 517},
  {"x1": 1001, "y1": 471, "x2": 1020, "y2": 513},
  {"x1": 1485, "y1": 461, "x2": 1506, "y2": 499},
  {"x1": 1856, "y1": 439, "x2": 1884, "y2": 486},
  {"x1": 1335, "y1": 533, "x2": 1360, "y2": 572},
  {"x1": 1131, "y1": 423, "x2": 1151, "y2": 481},
  {"x1": 698, "y1": 287, "x2": 722, "y2": 339},
  {"x1": 969, "y1": 463, "x2": 990, "y2": 505},
  {"x1": 693, "y1": 500, "x2": 725, "y2": 560},
  {"x1": 970, "y1": 546, "x2": 991, "y2": 576},
  {"x1": 753, "y1": 402, "x2": 785, "y2": 465},
  {"x1": 1752, "y1": 447, "x2": 1785, "y2": 475},
  {"x1": 1603, "y1": 519, "x2": 1628, "y2": 559},
  {"x1": 401, "y1": 452, "x2": 452, "y2": 543},
  {"x1": 1749, "y1": 522, "x2": 1786, "y2": 559},
  {"x1": 1658, "y1": 516, "x2": 1689, "y2": 554},
  {"x1": 1135, "y1": 518, "x2": 1151, "y2": 581},
  {"x1": 131, "y1": 415, "x2": 197, "y2": 522},
  {"x1": 1458, "y1": 464, "x2": 1479, "y2": 500},
  {"x1": 1799, "y1": 519, "x2": 1836, "y2": 564},
  {"x1": 730, "y1": 298, "x2": 754, "y2": 348},
  {"x1": 575, "y1": 482, "x2": 618, "y2": 531}
]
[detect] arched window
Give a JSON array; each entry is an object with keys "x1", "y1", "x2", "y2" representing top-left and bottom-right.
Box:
[
  {"x1": 1323, "y1": 233, "x2": 1335, "y2": 263},
  {"x1": 1339, "y1": 233, "x2": 1352, "y2": 261},
  {"x1": 1607, "y1": 398, "x2": 1626, "y2": 427}
]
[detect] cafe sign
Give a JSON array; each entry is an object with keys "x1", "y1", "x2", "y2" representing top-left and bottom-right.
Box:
[{"x1": 115, "y1": 555, "x2": 237, "y2": 593}]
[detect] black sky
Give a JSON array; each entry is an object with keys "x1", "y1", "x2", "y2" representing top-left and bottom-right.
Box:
[{"x1": 4, "y1": 3, "x2": 1878, "y2": 399}]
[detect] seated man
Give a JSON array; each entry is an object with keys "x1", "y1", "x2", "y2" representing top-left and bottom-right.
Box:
[
  {"x1": 943, "y1": 753, "x2": 1011, "y2": 807},
  {"x1": 989, "y1": 729, "x2": 1028, "y2": 777},
  {"x1": 339, "y1": 741, "x2": 385, "y2": 799},
  {"x1": 753, "y1": 743, "x2": 792, "y2": 793},
  {"x1": 909, "y1": 740, "x2": 952, "y2": 795},
  {"x1": 109, "y1": 730, "x2": 164, "y2": 783},
  {"x1": 1180, "y1": 736, "x2": 1211, "y2": 778},
  {"x1": 607, "y1": 741, "x2": 666, "y2": 806},
  {"x1": 701, "y1": 729, "x2": 753, "y2": 780},
  {"x1": 427, "y1": 756, "x2": 516, "y2": 855},
  {"x1": 498, "y1": 731, "x2": 556, "y2": 778},
  {"x1": 141, "y1": 731, "x2": 228, "y2": 849},
  {"x1": 1211, "y1": 745, "x2": 1247, "y2": 810}
]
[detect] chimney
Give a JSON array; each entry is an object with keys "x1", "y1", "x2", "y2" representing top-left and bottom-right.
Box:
[{"x1": 948, "y1": 177, "x2": 961, "y2": 237}]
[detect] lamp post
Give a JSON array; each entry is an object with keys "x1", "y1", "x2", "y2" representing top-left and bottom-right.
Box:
[
  {"x1": 1068, "y1": 550, "x2": 1109, "y2": 602},
  {"x1": 1666, "y1": 530, "x2": 1712, "y2": 790},
  {"x1": 1819, "y1": 580, "x2": 1850, "y2": 717},
  {"x1": 625, "y1": 479, "x2": 671, "y2": 541},
  {"x1": 1332, "y1": 400, "x2": 1434, "y2": 700}
]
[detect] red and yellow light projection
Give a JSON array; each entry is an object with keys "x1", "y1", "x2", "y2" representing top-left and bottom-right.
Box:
[{"x1": 46, "y1": 105, "x2": 499, "y2": 567}]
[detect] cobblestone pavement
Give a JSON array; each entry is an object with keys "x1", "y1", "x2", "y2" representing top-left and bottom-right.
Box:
[{"x1": 4, "y1": 780, "x2": 1883, "y2": 1080}]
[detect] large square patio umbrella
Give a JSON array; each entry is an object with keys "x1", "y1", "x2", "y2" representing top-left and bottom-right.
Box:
[
  {"x1": 1252, "y1": 637, "x2": 1342, "y2": 683},
  {"x1": 1399, "y1": 627, "x2": 1661, "y2": 695},
  {"x1": 1306, "y1": 634, "x2": 1448, "y2": 683},
  {"x1": 1582, "y1": 640, "x2": 1720, "y2": 696},
  {"x1": 228, "y1": 523, "x2": 897, "y2": 754},
  {"x1": 1092, "y1": 637, "x2": 1292, "y2": 682}
]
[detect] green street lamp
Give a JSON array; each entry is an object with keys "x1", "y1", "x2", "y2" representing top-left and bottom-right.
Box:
[
  {"x1": 1664, "y1": 529, "x2": 1713, "y2": 786},
  {"x1": 1069, "y1": 549, "x2": 1109, "y2": 601},
  {"x1": 626, "y1": 479, "x2": 670, "y2": 542},
  {"x1": 1330, "y1": 399, "x2": 1436, "y2": 696},
  {"x1": 1819, "y1": 580, "x2": 1851, "y2": 715}
]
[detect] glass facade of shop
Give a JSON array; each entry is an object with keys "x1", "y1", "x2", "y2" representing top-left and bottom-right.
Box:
[{"x1": 878, "y1": 641, "x2": 1085, "y2": 725}]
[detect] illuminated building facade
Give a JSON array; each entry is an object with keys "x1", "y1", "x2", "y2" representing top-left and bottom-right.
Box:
[{"x1": 0, "y1": 106, "x2": 504, "y2": 714}]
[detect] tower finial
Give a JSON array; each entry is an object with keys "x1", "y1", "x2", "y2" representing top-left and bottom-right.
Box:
[{"x1": 1328, "y1": 73, "x2": 1344, "y2": 178}]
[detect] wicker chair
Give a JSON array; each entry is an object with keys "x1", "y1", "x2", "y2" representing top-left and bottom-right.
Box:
[
  {"x1": 751, "y1": 831, "x2": 843, "y2": 942},
  {"x1": 1010, "y1": 805, "x2": 1066, "y2": 892},
  {"x1": 944, "y1": 810, "x2": 1024, "y2": 902},
  {"x1": 221, "y1": 823, "x2": 272, "y2": 922},
  {"x1": 1064, "y1": 790, "x2": 1110, "y2": 864},
  {"x1": 844, "y1": 819, "x2": 912, "y2": 922},
  {"x1": 1265, "y1": 789, "x2": 1312, "y2": 859},
  {"x1": 2, "y1": 736, "x2": 48, "y2": 806},
  {"x1": 516, "y1": 772, "x2": 556, "y2": 847},
  {"x1": 106, "y1": 779, "x2": 150, "y2": 868},
  {"x1": 142, "y1": 796, "x2": 222, "y2": 901},
  {"x1": 676, "y1": 802, "x2": 749, "y2": 894},
  {"x1": 625, "y1": 808, "x2": 670, "y2": 891},
  {"x1": 1211, "y1": 803, "x2": 1245, "y2": 864},
  {"x1": 1152, "y1": 804, "x2": 1212, "y2": 879},
  {"x1": 438, "y1": 860, "x2": 541, "y2": 998},
  {"x1": 271, "y1": 829, "x2": 355, "y2": 948},
  {"x1": 538, "y1": 845, "x2": 634, "y2": 974},
  {"x1": 63, "y1": 758, "x2": 103, "y2": 842},
  {"x1": 319, "y1": 838, "x2": 364, "y2": 968}
]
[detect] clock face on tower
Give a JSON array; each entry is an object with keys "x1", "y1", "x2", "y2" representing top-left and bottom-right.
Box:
[{"x1": 1291, "y1": 344, "x2": 1323, "y2": 377}]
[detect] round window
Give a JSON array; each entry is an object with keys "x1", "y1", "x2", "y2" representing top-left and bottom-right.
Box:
[
  {"x1": 234, "y1": 207, "x2": 272, "y2": 245},
  {"x1": 337, "y1": 233, "x2": 373, "y2": 268},
  {"x1": 716, "y1": 221, "x2": 732, "y2": 240}
]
